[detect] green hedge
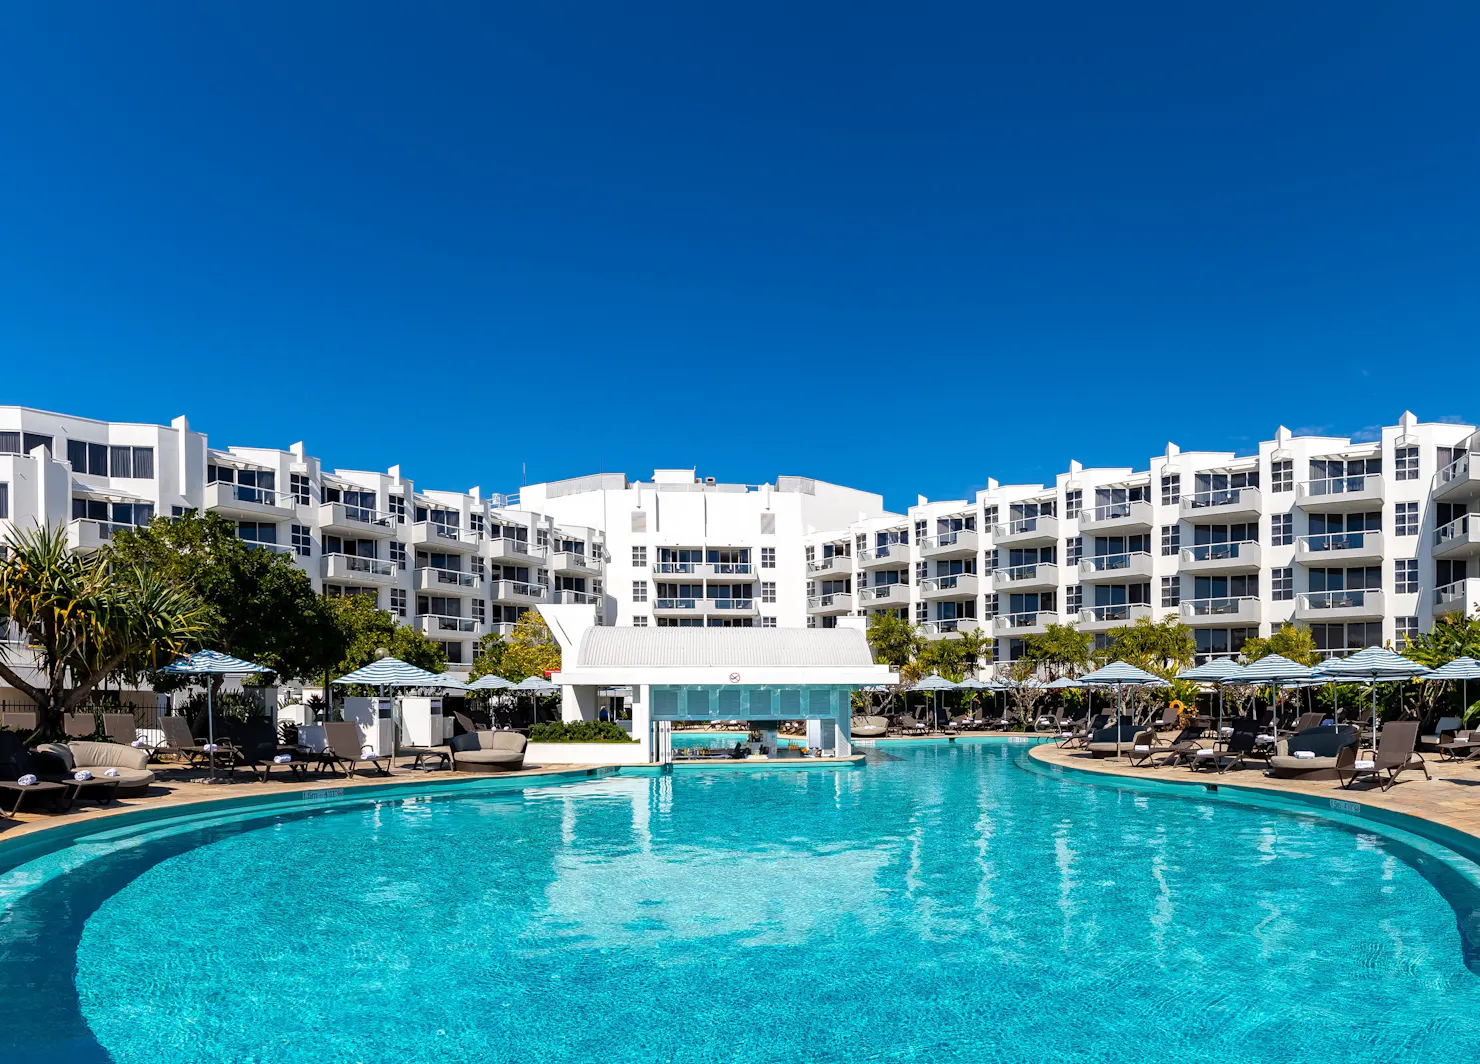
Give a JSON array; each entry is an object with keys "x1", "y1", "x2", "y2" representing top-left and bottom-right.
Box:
[{"x1": 528, "y1": 720, "x2": 637, "y2": 743}]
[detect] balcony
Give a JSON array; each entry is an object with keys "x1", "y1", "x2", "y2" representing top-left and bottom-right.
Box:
[
  {"x1": 67, "y1": 519, "x2": 136, "y2": 552},
  {"x1": 706, "y1": 597, "x2": 759, "y2": 617},
  {"x1": 1296, "y1": 530, "x2": 1384, "y2": 565},
  {"x1": 1077, "y1": 551, "x2": 1155, "y2": 583},
  {"x1": 652, "y1": 597, "x2": 703, "y2": 618},
  {"x1": 410, "y1": 521, "x2": 481, "y2": 553},
  {"x1": 488, "y1": 537, "x2": 543, "y2": 565},
  {"x1": 1434, "y1": 451, "x2": 1480, "y2": 503},
  {"x1": 1077, "y1": 500, "x2": 1154, "y2": 534},
  {"x1": 1179, "y1": 541, "x2": 1261, "y2": 574},
  {"x1": 316, "y1": 501, "x2": 398, "y2": 538},
  {"x1": 858, "y1": 541, "x2": 912, "y2": 569},
  {"x1": 1179, "y1": 487, "x2": 1263, "y2": 523},
  {"x1": 993, "y1": 562, "x2": 1059, "y2": 592},
  {"x1": 487, "y1": 579, "x2": 547, "y2": 604},
  {"x1": 551, "y1": 589, "x2": 602, "y2": 607},
  {"x1": 920, "y1": 573, "x2": 979, "y2": 600},
  {"x1": 806, "y1": 554, "x2": 853, "y2": 579},
  {"x1": 806, "y1": 592, "x2": 854, "y2": 615},
  {"x1": 1295, "y1": 589, "x2": 1385, "y2": 621},
  {"x1": 551, "y1": 550, "x2": 602, "y2": 576},
  {"x1": 1295, "y1": 474, "x2": 1385, "y2": 512},
  {"x1": 857, "y1": 584, "x2": 910, "y2": 608},
  {"x1": 1434, "y1": 579, "x2": 1478, "y2": 619},
  {"x1": 1078, "y1": 603, "x2": 1153, "y2": 631},
  {"x1": 919, "y1": 529, "x2": 980, "y2": 559},
  {"x1": 701, "y1": 561, "x2": 755, "y2": 580},
  {"x1": 417, "y1": 614, "x2": 484, "y2": 639},
  {"x1": 322, "y1": 553, "x2": 397, "y2": 585},
  {"x1": 1179, "y1": 596, "x2": 1262, "y2": 626},
  {"x1": 992, "y1": 515, "x2": 1059, "y2": 547},
  {"x1": 413, "y1": 566, "x2": 481, "y2": 594},
  {"x1": 1435, "y1": 515, "x2": 1480, "y2": 560},
  {"x1": 921, "y1": 617, "x2": 981, "y2": 638},
  {"x1": 205, "y1": 481, "x2": 296, "y2": 521},
  {"x1": 994, "y1": 611, "x2": 1052, "y2": 636}
]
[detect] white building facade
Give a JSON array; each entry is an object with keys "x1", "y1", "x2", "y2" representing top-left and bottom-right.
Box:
[{"x1": 1, "y1": 406, "x2": 1477, "y2": 681}]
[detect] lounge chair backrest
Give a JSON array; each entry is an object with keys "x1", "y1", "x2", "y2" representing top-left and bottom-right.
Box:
[
  {"x1": 102, "y1": 713, "x2": 137, "y2": 745},
  {"x1": 1171, "y1": 725, "x2": 1205, "y2": 744},
  {"x1": 1224, "y1": 729, "x2": 1257, "y2": 753},
  {"x1": 325, "y1": 721, "x2": 367, "y2": 756},
  {"x1": 1377, "y1": 721, "x2": 1419, "y2": 761},
  {"x1": 63, "y1": 712, "x2": 95, "y2": 737},
  {"x1": 1090, "y1": 724, "x2": 1139, "y2": 744},
  {"x1": 480, "y1": 731, "x2": 527, "y2": 753},
  {"x1": 160, "y1": 715, "x2": 198, "y2": 750},
  {"x1": 62, "y1": 741, "x2": 149, "y2": 771},
  {"x1": 1131, "y1": 729, "x2": 1157, "y2": 748},
  {"x1": 1292, "y1": 712, "x2": 1325, "y2": 734},
  {"x1": 0, "y1": 732, "x2": 35, "y2": 780},
  {"x1": 1431, "y1": 716, "x2": 1462, "y2": 737},
  {"x1": 454, "y1": 711, "x2": 478, "y2": 734}
]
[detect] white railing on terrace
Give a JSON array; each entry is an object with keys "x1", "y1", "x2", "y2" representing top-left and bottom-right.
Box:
[
  {"x1": 553, "y1": 589, "x2": 601, "y2": 605},
  {"x1": 922, "y1": 573, "x2": 973, "y2": 592},
  {"x1": 867, "y1": 541, "x2": 910, "y2": 560},
  {"x1": 923, "y1": 618, "x2": 977, "y2": 634},
  {"x1": 1436, "y1": 452, "x2": 1471, "y2": 489},
  {"x1": 1000, "y1": 563, "x2": 1048, "y2": 581},
  {"x1": 488, "y1": 535, "x2": 537, "y2": 554},
  {"x1": 806, "y1": 555, "x2": 851, "y2": 574},
  {"x1": 489, "y1": 580, "x2": 545, "y2": 600},
  {"x1": 425, "y1": 614, "x2": 477, "y2": 634},
  {"x1": 998, "y1": 611, "x2": 1046, "y2": 629},
  {"x1": 242, "y1": 538, "x2": 293, "y2": 554},
  {"x1": 1301, "y1": 474, "x2": 1381, "y2": 498},
  {"x1": 1435, "y1": 515, "x2": 1473, "y2": 547},
  {"x1": 553, "y1": 552, "x2": 590, "y2": 569},
  {"x1": 1080, "y1": 603, "x2": 1149, "y2": 623},
  {"x1": 1183, "y1": 541, "x2": 1253, "y2": 563},
  {"x1": 709, "y1": 562, "x2": 753, "y2": 575},
  {"x1": 924, "y1": 530, "x2": 977, "y2": 549},
  {"x1": 1182, "y1": 596, "x2": 1257, "y2": 617},
  {"x1": 1299, "y1": 531, "x2": 1378, "y2": 553},
  {"x1": 654, "y1": 561, "x2": 701, "y2": 574},
  {"x1": 654, "y1": 597, "x2": 700, "y2": 610},
  {"x1": 1081, "y1": 551, "x2": 1152, "y2": 573},
  {"x1": 859, "y1": 585, "x2": 905, "y2": 602},
  {"x1": 1301, "y1": 589, "x2": 1380, "y2": 610},
  {"x1": 414, "y1": 521, "x2": 479, "y2": 545},
  {"x1": 71, "y1": 519, "x2": 134, "y2": 542},
  {"x1": 993, "y1": 516, "x2": 1055, "y2": 537},
  {"x1": 1435, "y1": 581, "x2": 1470, "y2": 608},
  {"x1": 807, "y1": 593, "x2": 851, "y2": 609},
  {"x1": 215, "y1": 483, "x2": 285, "y2": 507},
  {"x1": 1085, "y1": 501, "x2": 1144, "y2": 522},
  {"x1": 418, "y1": 566, "x2": 476, "y2": 588},
  {"x1": 1183, "y1": 487, "x2": 1259, "y2": 510},
  {"x1": 324, "y1": 503, "x2": 396, "y2": 528},
  {"x1": 328, "y1": 553, "x2": 394, "y2": 577},
  {"x1": 710, "y1": 598, "x2": 755, "y2": 610}
]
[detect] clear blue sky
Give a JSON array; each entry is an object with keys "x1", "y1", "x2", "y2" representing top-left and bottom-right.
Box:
[{"x1": 2, "y1": 3, "x2": 1476, "y2": 512}]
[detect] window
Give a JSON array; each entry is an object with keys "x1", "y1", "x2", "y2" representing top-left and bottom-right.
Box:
[
  {"x1": 473, "y1": 599, "x2": 486, "y2": 624},
  {"x1": 1066, "y1": 536, "x2": 1083, "y2": 565},
  {"x1": 632, "y1": 511, "x2": 647, "y2": 533},
  {"x1": 632, "y1": 546, "x2": 647, "y2": 568},
  {"x1": 988, "y1": 549, "x2": 999, "y2": 572},
  {"x1": 1064, "y1": 490, "x2": 1082, "y2": 519},
  {"x1": 0, "y1": 432, "x2": 18, "y2": 454},
  {"x1": 22, "y1": 433, "x2": 52, "y2": 455},
  {"x1": 759, "y1": 513, "x2": 776, "y2": 535},
  {"x1": 985, "y1": 594, "x2": 999, "y2": 619},
  {"x1": 389, "y1": 588, "x2": 407, "y2": 618},
  {"x1": 914, "y1": 520, "x2": 927, "y2": 545},
  {"x1": 761, "y1": 616, "x2": 777, "y2": 628},
  {"x1": 0, "y1": 482, "x2": 7, "y2": 520},
  {"x1": 1160, "y1": 525, "x2": 1180, "y2": 556},
  {"x1": 1395, "y1": 446, "x2": 1419, "y2": 481},
  {"x1": 1395, "y1": 558, "x2": 1419, "y2": 594},
  {"x1": 1272, "y1": 567, "x2": 1293, "y2": 601},
  {"x1": 390, "y1": 541, "x2": 407, "y2": 570},
  {"x1": 1395, "y1": 501, "x2": 1418, "y2": 536},
  {"x1": 1271, "y1": 513, "x2": 1293, "y2": 546},
  {"x1": 291, "y1": 474, "x2": 311, "y2": 505},
  {"x1": 236, "y1": 520, "x2": 277, "y2": 544},
  {"x1": 66, "y1": 440, "x2": 109, "y2": 475},
  {"x1": 470, "y1": 512, "x2": 485, "y2": 536},
  {"x1": 388, "y1": 495, "x2": 405, "y2": 523},
  {"x1": 1066, "y1": 585, "x2": 1083, "y2": 613},
  {"x1": 632, "y1": 616, "x2": 648, "y2": 627},
  {"x1": 915, "y1": 602, "x2": 928, "y2": 623},
  {"x1": 1396, "y1": 616, "x2": 1418, "y2": 649},
  {"x1": 1160, "y1": 473, "x2": 1180, "y2": 506},
  {"x1": 1270, "y1": 460, "x2": 1292, "y2": 493},
  {"x1": 983, "y1": 505, "x2": 998, "y2": 526},
  {"x1": 632, "y1": 581, "x2": 648, "y2": 603},
  {"x1": 915, "y1": 562, "x2": 927, "y2": 584},
  {"x1": 291, "y1": 524, "x2": 312, "y2": 557},
  {"x1": 1160, "y1": 576, "x2": 1180, "y2": 608},
  {"x1": 761, "y1": 581, "x2": 777, "y2": 603}
]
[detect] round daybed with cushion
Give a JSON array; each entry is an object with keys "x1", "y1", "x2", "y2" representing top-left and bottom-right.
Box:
[
  {"x1": 448, "y1": 730, "x2": 528, "y2": 773},
  {"x1": 851, "y1": 716, "x2": 889, "y2": 739},
  {"x1": 32, "y1": 741, "x2": 156, "y2": 797},
  {"x1": 1267, "y1": 725, "x2": 1360, "y2": 780}
]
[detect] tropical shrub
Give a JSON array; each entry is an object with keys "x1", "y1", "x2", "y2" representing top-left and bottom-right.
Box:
[{"x1": 528, "y1": 720, "x2": 635, "y2": 743}]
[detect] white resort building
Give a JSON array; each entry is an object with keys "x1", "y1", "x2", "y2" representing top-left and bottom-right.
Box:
[{"x1": 1, "y1": 406, "x2": 1477, "y2": 681}]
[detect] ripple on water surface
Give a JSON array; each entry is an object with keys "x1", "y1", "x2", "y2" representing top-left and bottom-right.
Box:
[{"x1": 74, "y1": 743, "x2": 1480, "y2": 1064}]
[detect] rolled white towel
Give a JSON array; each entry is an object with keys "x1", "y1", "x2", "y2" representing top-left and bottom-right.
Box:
[
  {"x1": 17, "y1": 774, "x2": 37, "y2": 787},
  {"x1": 1293, "y1": 750, "x2": 1316, "y2": 760},
  {"x1": 1195, "y1": 749, "x2": 1217, "y2": 757},
  {"x1": 1256, "y1": 734, "x2": 1274, "y2": 744},
  {"x1": 73, "y1": 770, "x2": 93, "y2": 781},
  {"x1": 1354, "y1": 760, "x2": 1376, "y2": 770},
  {"x1": 273, "y1": 753, "x2": 292, "y2": 764},
  {"x1": 1060, "y1": 732, "x2": 1073, "y2": 739},
  {"x1": 1133, "y1": 745, "x2": 1151, "y2": 753},
  {"x1": 201, "y1": 743, "x2": 219, "y2": 753},
  {"x1": 1220, "y1": 727, "x2": 1234, "y2": 736},
  {"x1": 131, "y1": 739, "x2": 148, "y2": 748},
  {"x1": 103, "y1": 768, "x2": 120, "y2": 778}
]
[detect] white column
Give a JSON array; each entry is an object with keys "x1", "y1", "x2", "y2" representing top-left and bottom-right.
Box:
[
  {"x1": 631, "y1": 683, "x2": 653, "y2": 762},
  {"x1": 561, "y1": 684, "x2": 597, "y2": 723}
]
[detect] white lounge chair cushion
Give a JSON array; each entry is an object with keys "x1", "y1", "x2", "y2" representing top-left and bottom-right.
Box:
[
  {"x1": 1355, "y1": 759, "x2": 1376, "y2": 770},
  {"x1": 1293, "y1": 750, "x2": 1315, "y2": 760}
]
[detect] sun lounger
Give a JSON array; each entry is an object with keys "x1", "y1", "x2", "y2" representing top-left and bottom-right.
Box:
[
  {"x1": 1193, "y1": 722, "x2": 1261, "y2": 773},
  {"x1": 63, "y1": 713, "x2": 96, "y2": 738},
  {"x1": 893, "y1": 715, "x2": 928, "y2": 736},
  {"x1": 447, "y1": 729, "x2": 527, "y2": 773},
  {"x1": 159, "y1": 715, "x2": 216, "y2": 766},
  {"x1": 1422, "y1": 716, "x2": 1464, "y2": 753},
  {"x1": 102, "y1": 713, "x2": 138, "y2": 746},
  {"x1": 1060, "y1": 713, "x2": 1109, "y2": 749},
  {"x1": 1154, "y1": 725, "x2": 1208, "y2": 768},
  {"x1": 1125, "y1": 729, "x2": 1168, "y2": 767},
  {"x1": 1290, "y1": 712, "x2": 1327, "y2": 734},
  {"x1": 0, "y1": 733, "x2": 69, "y2": 816},
  {"x1": 321, "y1": 721, "x2": 394, "y2": 777},
  {"x1": 1338, "y1": 721, "x2": 1429, "y2": 791},
  {"x1": 1267, "y1": 725, "x2": 1361, "y2": 780}
]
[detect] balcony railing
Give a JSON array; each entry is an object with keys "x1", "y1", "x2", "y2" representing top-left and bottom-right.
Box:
[
  {"x1": 1437, "y1": 452, "x2": 1471, "y2": 489},
  {"x1": 922, "y1": 573, "x2": 973, "y2": 592},
  {"x1": 1079, "y1": 603, "x2": 1151, "y2": 624},
  {"x1": 1435, "y1": 580, "x2": 1469, "y2": 610},
  {"x1": 1299, "y1": 531, "x2": 1378, "y2": 553},
  {"x1": 215, "y1": 483, "x2": 283, "y2": 507},
  {"x1": 859, "y1": 585, "x2": 907, "y2": 603},
  {"x1": 412, "y1": 521, "x2": 480, "y2": 546},
  {"x1": 1301, "y1": 474, "x2": 1381, "y2": 498},
  {"x1": 424, "y1": 614, "x2": 477, "y2": 634},
  {"x1": 997, "y1": 611, "x2": 1047, "y2": 630},
  {"x1": 1182, "y1": 488, "x2": 1256, "y2": 510},
  {"x1": 922, "y1": 529, "x2": 979, "y2": 553},
  {"x1": 922, "y1": 618, "x2": 978, "y2": 635},
  {"x1": 1000, "y1": 563, "x2": 1049, "y2": 582},
  {"x1": 1301, "y1": 589, "x2": 1380, "y2": 610},
  {"x1": 654, "y1": 561, "x2": 702, "y2": 575},
  {"x1": 993, "y1": 516, "x2": 1056, "y2": 538},
  {"x1": 708, "y1": 562, "x2": 753, "y2": 575},
  {"x1": 1435, "y1": 515, "x2": 1473, "y2": 548},
  {"x1": 1080, "y1": 551, "x2": 1153, "y2": 573},
  {"x1": 709, "y1": 598, "x2": 755, "y2": 610},
  {"x1": 417, "y1": 566, "x2": 477, "y2": 588},
  {"x1": 552, "y1": 589, "x2": 601, "y2": 605},
  {"x1": 866, "y1": 541, "x2": 910, "y2": 561},
  {"x1": 1181, "y1": 596, "x2": 1257, "y2": 617},
  {"x1": 488, "y1": 580, "x2": 546, "y2": 600},
  {"x1": 1183, "y1": 541, "x2": 1253, "y2": 563},
  {"x1": 326, "y1": 553, "x2": 394, "y2": 578},
  {"x1": 1086, "y1": 502, "x2": 1138, "y2": 522},
  {"x1": 654, "y1": 598, "x2": 700, "y2": 610},
  {"x1": 806, "y1": 555, "x2": 851, "y2": 575},
  {"x1": 807, "y1": 592, "x2": 852, "y2": 610}
]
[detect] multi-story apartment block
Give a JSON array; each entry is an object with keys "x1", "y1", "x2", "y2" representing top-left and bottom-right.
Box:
[{"x1": 1, "y1": 406, "x2": 1476, "y2": 684}]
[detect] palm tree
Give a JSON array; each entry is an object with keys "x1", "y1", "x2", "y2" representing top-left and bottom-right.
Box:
[{"x1": 0, "y1": 525, "x2": 206, "y2": 739}]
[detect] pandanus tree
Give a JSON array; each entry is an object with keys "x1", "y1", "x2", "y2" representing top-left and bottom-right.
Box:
[{"x1": 0, "y1": 524, "x2": 206, "y2": 739}]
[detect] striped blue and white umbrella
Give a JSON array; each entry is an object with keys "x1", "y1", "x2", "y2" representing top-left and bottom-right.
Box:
[
  {"x1": 161, "y1": 650, "x2": 271, "y2": 778},
  {"x1": 1424, "y1": 657, "x2": 1480, "y2": 728},
  {"x1": 332, "y1": 657, "x2": 448, "y2": 688},
  {"x1": 1177, "y1": 657, "x2": 1245, "y2": 740},
  {"x1": 511, "y1": 676, "x2": 560, "y2": 693},
  {"x1": 1230, "y1": 655, "x2": 1313, "y2": 743},
  {"x1": 1078, "y1": 662, "x2": 1166, "y2": 756},
  {"x1": 1318, "y1": 646, "x2": 1430, "y2": 749},
  {"x1": 910, "y1": 674, "x2": 958, "y2": 728},
  {"x1": 466, "y1": 674, "x2": 515, "y2": 691},
  {"x1": 428, "y1": 672, "x2": 471, "y2": 692}
]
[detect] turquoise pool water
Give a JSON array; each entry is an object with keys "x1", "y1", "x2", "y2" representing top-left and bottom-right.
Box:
[
  {"x1": 669, "y1": 730, "x2": 802, "y2": 748},
  {"x1": 4, "y1": 740, "x2": 1480, "y2": 1063}
]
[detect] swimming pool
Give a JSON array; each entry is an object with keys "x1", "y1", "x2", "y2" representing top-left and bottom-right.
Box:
[
  {"x1": 669, "y1": 729, "x2": 803, "y2": 749},
  {"x1": 4, "y1": 739, "x2": 1480, "y2": 1063}
]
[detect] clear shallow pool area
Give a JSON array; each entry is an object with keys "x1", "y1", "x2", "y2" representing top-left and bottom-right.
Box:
[{"x1": 5, "y1": 740, "x2": 1480, "y2": 1063}]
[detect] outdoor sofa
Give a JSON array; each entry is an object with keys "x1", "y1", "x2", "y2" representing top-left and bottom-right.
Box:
[
  {"x1": 32, "y1": 740, "x2": 156, "y2": 797},
  {"x1": 1266, "y1": 725, "x2": 1360, "y2": 781},
  {"x1": 448, "y1": 729, "x2": 527, "y2": 773}
]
